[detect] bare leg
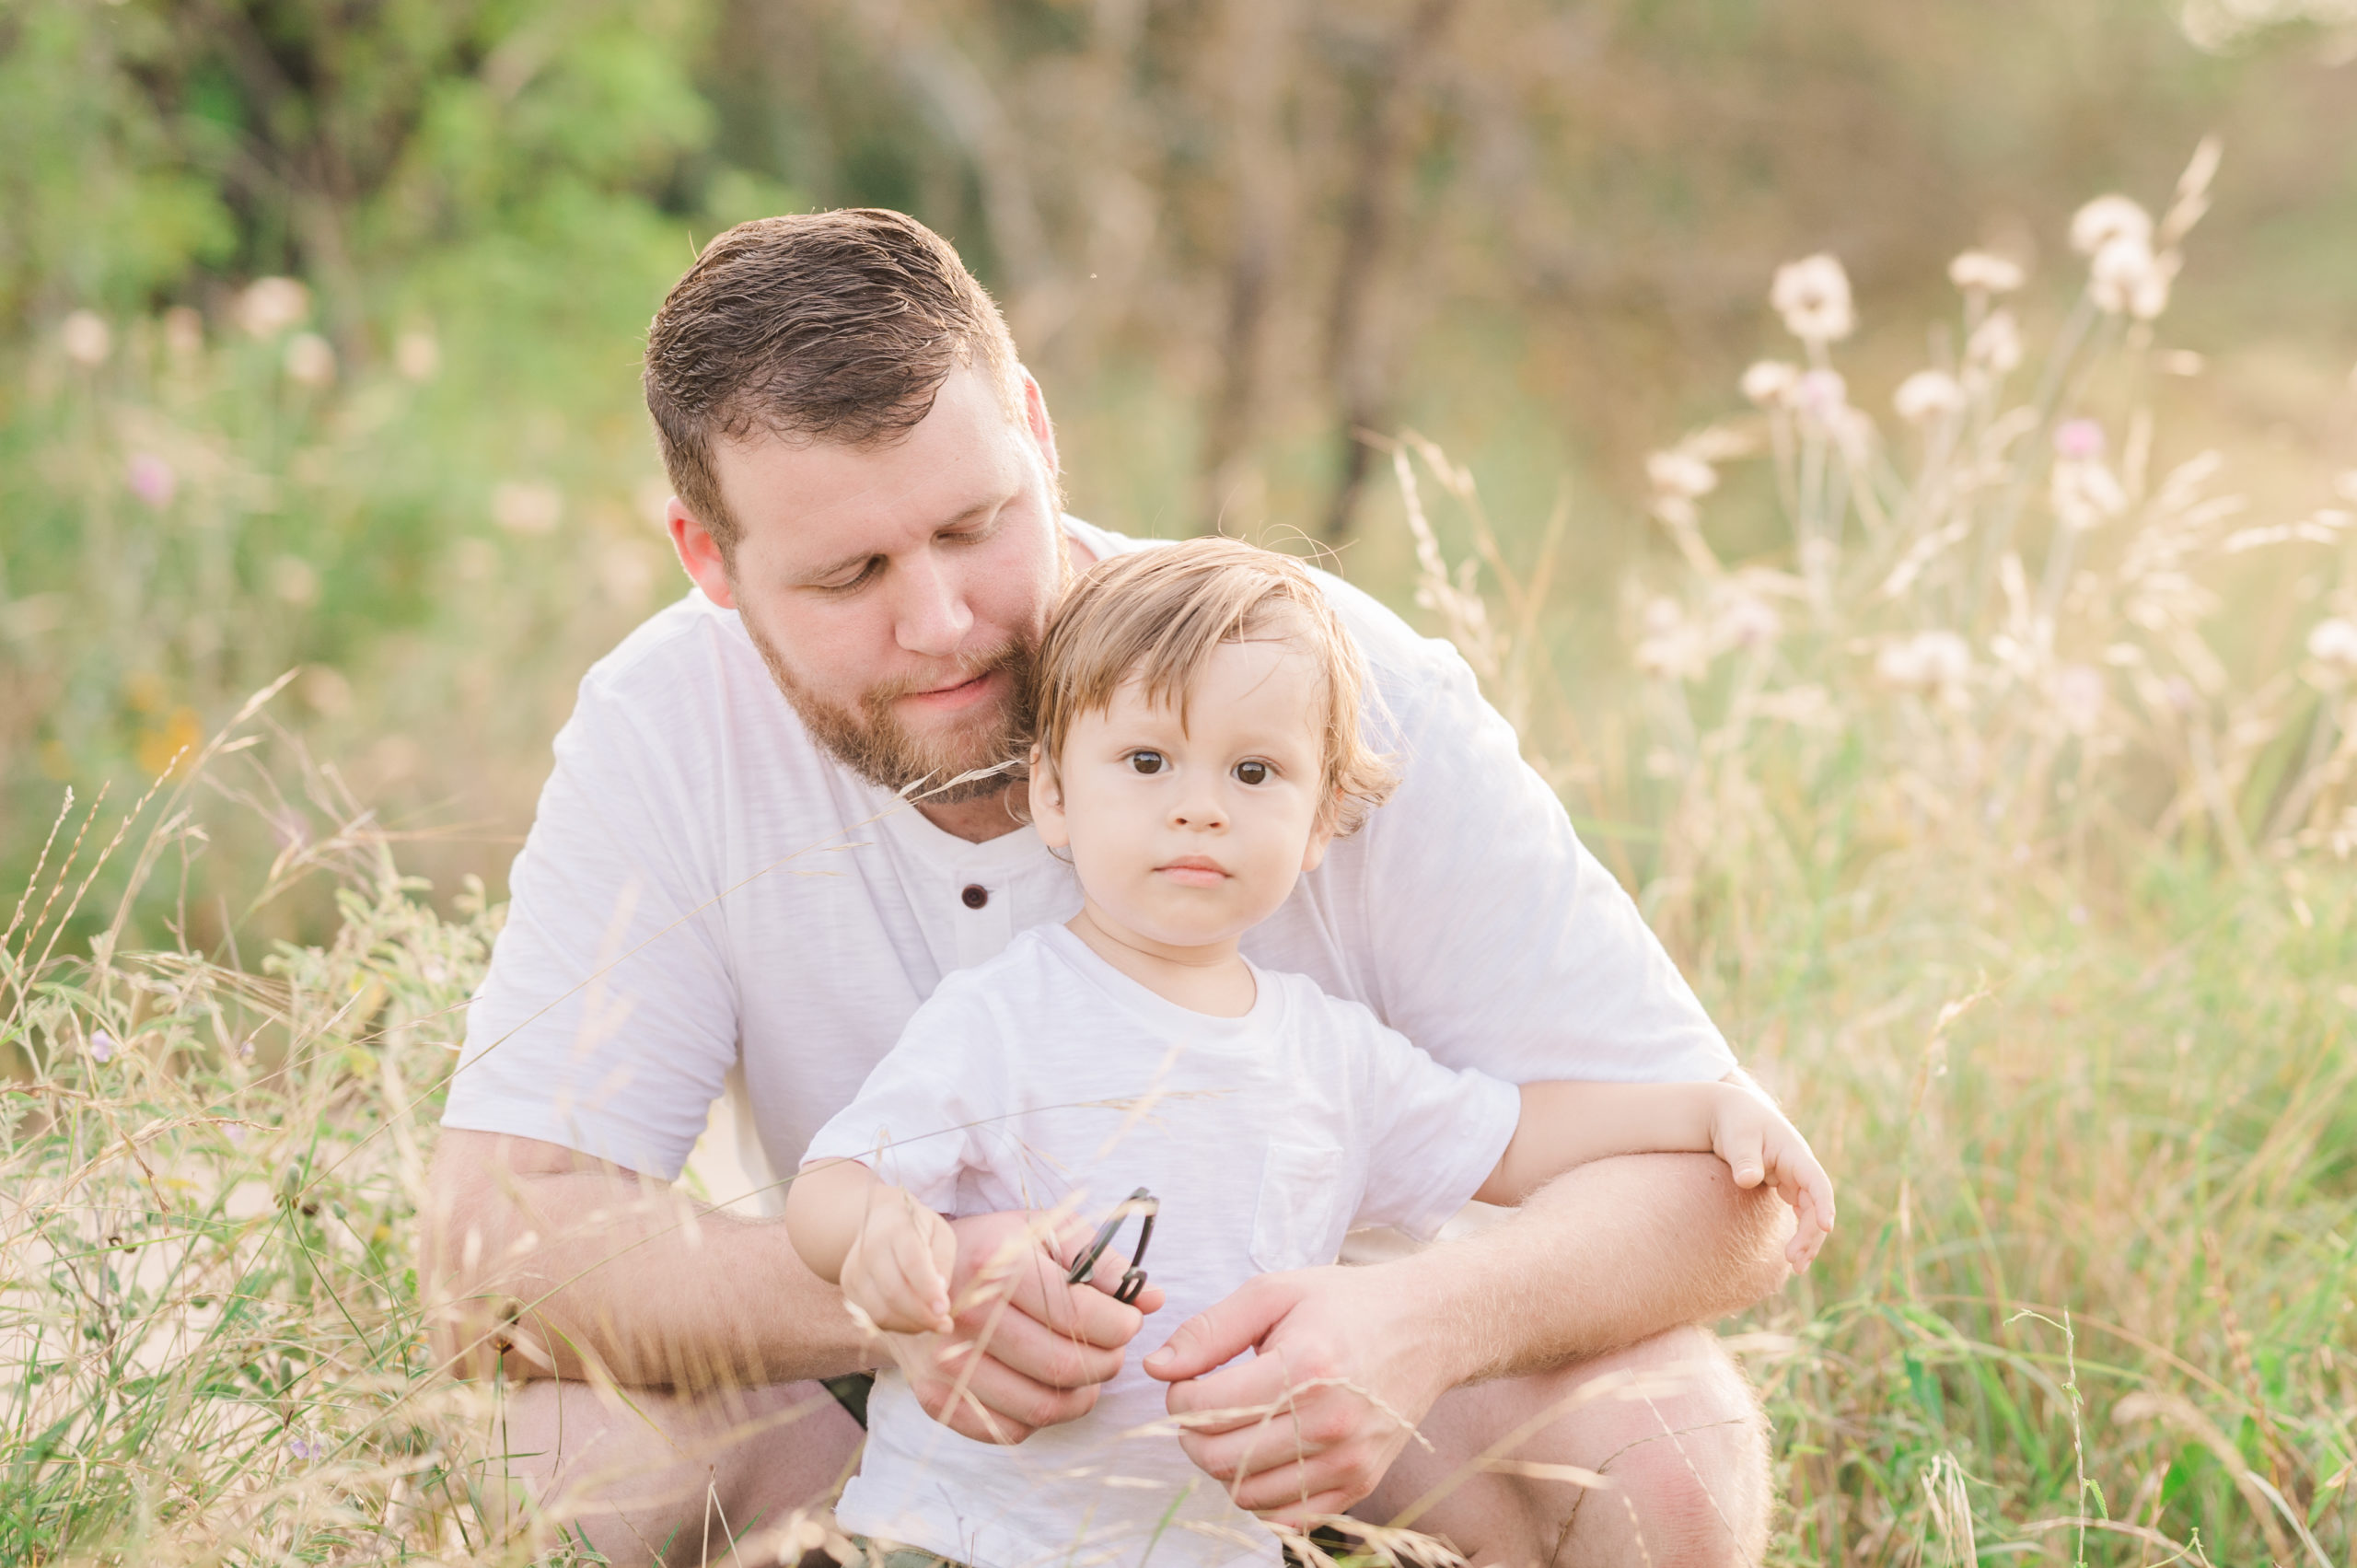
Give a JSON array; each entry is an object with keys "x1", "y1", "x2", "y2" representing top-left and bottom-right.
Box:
[
  {"x1": 1354, "y1": 1326, "x2": 1771, "y2": 1568},
  {"x1": 490, "y1": 1377, "x2": 865, "y2": 1566}
]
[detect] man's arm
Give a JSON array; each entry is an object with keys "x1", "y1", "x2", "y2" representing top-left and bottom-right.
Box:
[
  {"x1": 1145, "y1": 1151, "x2": 1790, "y2": 1523},
  {"x1": 424, "y1": 1129, "x2": 867, "y2": 1389},
  {"x1": 426, "y1": 1129, "x2": 1163, "y2": 1444}
]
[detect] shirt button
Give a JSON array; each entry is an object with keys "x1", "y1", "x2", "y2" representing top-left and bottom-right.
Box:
[{"x1": 961, "y1": 884, "x2": 990, "y2": 910}]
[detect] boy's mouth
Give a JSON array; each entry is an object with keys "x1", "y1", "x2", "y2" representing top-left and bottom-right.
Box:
[{"x1": 1155, "y1": 855, "x2": 1230, "y2": 887}]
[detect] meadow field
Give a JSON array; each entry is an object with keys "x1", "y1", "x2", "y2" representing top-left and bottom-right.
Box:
[{"x1": 6, "y1": 3, "x2": 2357, "y2": 1563}]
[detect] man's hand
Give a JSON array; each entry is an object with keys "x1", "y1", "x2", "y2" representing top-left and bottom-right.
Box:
[
  {"x1": 1143, "y1": 1264, "x2": 1453, "y2": 1526},
  {"x1": 881, "y1": 1210, "x2": 1166, "y2": 1445}
]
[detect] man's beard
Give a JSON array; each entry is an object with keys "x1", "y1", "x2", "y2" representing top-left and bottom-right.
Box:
[{"x1": 743, "y1": 619, "x2": 1035, "y2": 806}]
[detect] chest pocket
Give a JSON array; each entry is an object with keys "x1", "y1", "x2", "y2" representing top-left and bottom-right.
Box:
[{"x1": 1248, "y1": 1138, "x2": 1353, "y2": 1272}]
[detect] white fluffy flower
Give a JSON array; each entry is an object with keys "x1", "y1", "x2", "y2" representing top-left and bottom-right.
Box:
[
  {"x1": 1948, "y1": 251, "x2": 2025, "y2": 294},
  {"x1": 2051, "y1": 663, "x2": 2106, "y2": 737},
  {"x1": 1741, "y1": 360, "x2": 1799, "y2": 405},
  {"x1": 1771, "y1": 254, "x2": 1855, "y2": 344},
  {"x1": 2071, "y1": 195, "x2": 2154, "y2": 258},
  {"x1": 284, "y1": 332, "x2": 337, "y2": 387},
  {"x1": 61, "y1": 309, "x2": 112, "y2": 366},
  {"x1": 2051, "y1": 456, "x2": 2129, "y2": 530},
  {"x1": 2309, "y1": 617, "x2": 2357, "y2": 671},
  {"x1": 396, "y1": 330, "x2": 441, "y2": 382},
  {"x1": 1966, "y1": 310, "x2": 2023, "y2": 377},
  {"x1": 1709, "y1": 588, "x2": 1782, "y2": 652},
  {"x1": 1893, "y1": 370, "x2": 1966, "y2": 424},
  {"x1": 237, "y1": 276, "x2": 311, "y2": 338},
  {"x1": 1646, "y1": 449, "x2": 1718, "y2": 499},
  {"x1": 1876, "y1": 631, "x2": 1974, "y2": 693},
  {"x1": 1635, "y1": 598, "x2": 1711, "y2": 682}
]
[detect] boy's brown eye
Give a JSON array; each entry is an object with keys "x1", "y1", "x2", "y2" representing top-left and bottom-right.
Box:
[
  {"x1": 1234, "y1": 760, "x2": 1271, "y2": 785},
  {"x1": 1128, "y1": 750, "x2": 1165, "y2": 775}
]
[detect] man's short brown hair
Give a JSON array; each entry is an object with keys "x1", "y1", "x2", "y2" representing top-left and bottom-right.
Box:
[
  {"x1": 1028, "y1": 538, "x2": 1398, "y2": 839},
  {"x1": 643, "y1": 208, "x2": 1024, "y2": 558}
]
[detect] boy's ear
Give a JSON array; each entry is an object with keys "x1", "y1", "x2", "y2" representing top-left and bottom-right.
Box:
[
  {"x1": 1299, "y1": 801, "x2": 1340, "y2": 873},
  {"x1": 1028, "y1": 745, "x2": 1071, "y2": 849}
]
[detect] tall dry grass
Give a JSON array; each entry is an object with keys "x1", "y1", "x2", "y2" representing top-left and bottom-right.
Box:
[{"x1": 5, "y1": 144, "x2": 2355, "y2": 1564}]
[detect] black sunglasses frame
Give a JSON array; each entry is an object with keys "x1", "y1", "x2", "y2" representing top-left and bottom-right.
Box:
[{"x1": 1065, "y1": 1187, "x2": 1157, "y2": 1306}]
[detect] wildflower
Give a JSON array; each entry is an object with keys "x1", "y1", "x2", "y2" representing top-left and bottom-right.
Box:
[
  {"x1": 62, "y1": 310, "x2": 112, "y2": 366},
  {"x1": 2071, "y1": 195, "x2": 2154, "y2": 258},
  {"x1": 396, "y1": 329, "x2": 441, "y2": 382},
  {"x1": 1792, "y1": 368, "x2": 1849, "y2": 424},
  {"x1": 1893, "y1": 370, "x2": 1965, "y2": 424},
  {"x1": 1635, "y1": 598, "x2": 1711, "y2": 682},
  {"x1": 493, "y1": 481, "x2": 563, "y2": 535},
  {"x1": 237, "y1": 277, "x2": 311, "y2": 338},
  {"x1": 88, "y1": 1029, "x2": 115, "y2": 1063},
  {"x1": 163, "y1": 307, "x2": 204, "y2": 360},
  {"x1": 125, "y1": 453, "x2": 177, "y2": 509},
  {"x1": 1741, "y1": 360, "x2": 1799, "y2": 405},
  {"x1": 2053, "y1": 419, "x2": 2106, "y2": 460},
  {"x1": 2308, "y1": 618, "x2": 2357, "y2": 678},
  {"x1": 1771, "y1": 254, "x2": 1854, "y2": 344},
  {"x1": 2051, "y1": 454, "x2": 2128, "y2": 530},
  {"x1": 286, "y1": 1431, "x2": 323, "y2": 1463},
  {"x1": 284, "y1": 332, "x2": 337, "y2": 387},
  {"x1": 2088, "y1": 234, "x2": 2177, "y2": 319},
  {"x1": 1708, "y1": 587, "x2": 1782, "y2": 651},
  {"x1": 1645, "y1": 448, "x2": 1718, "y2": 500},
  {"x1": 2051, "y1": 664, "x2": 2106, "y2": 736},
  {"x1": 1948, "y1": 251, "x2": 2025, "y2": 294},
  {"x1": 1966, "y1": 310, "x2": 2023, "y2": 377},
  {"x1": 1876, "y1": 631, "x2": 1973, "y2": 693}
]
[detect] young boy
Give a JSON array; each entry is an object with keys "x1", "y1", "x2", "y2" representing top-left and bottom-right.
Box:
[{"x1": 785, "y1": 538, "x2": 1832, "y2": 1568}]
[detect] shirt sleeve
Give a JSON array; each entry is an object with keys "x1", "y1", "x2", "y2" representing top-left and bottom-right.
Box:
[
  {"x1": 440, "y1": 668, "x2": 739, "y2": 1182},
  {"x1": 1346, "y1": 1004, "x2": 1523, "y2": 1241},
  {"x1": 1340, "y1": 624, "x2": 1736, "y2": 1086},
  {"x1": 801, "y1": 989, "x2": 991, "y2": 1212}
]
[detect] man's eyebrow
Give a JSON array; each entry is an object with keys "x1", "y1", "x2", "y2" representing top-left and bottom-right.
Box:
[{"x1": 793, "y1": 496, "x2": 1005, "y2": 585}]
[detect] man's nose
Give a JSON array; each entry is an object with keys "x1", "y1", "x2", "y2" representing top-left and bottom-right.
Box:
[{"x1": 893, "y1": 553, "x2": 973, "y2": 657}]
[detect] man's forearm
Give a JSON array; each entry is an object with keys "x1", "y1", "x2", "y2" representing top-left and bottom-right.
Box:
[
  {"x1": 424, "y1": 1131, "x2": 870, "y2": 1390},
  {"x1": 1409, "y1": 1151, "x2": 1791, "y2": 1388}
]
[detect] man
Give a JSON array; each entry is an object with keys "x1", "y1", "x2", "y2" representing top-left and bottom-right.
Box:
[{"x1": 427, "y1": 208, "x2": 1792, "y2": 1568}]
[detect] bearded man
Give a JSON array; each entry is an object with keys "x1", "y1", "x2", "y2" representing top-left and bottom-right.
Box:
[{"x1": 427, "y1": 208, "x2": 1792, "y2": 1568}]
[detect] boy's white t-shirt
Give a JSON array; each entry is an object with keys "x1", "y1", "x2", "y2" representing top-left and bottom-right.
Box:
[
  {"x1": 443, "y1": 517, "x2": 1736, "y2": 1198},
  {"x1": 804, "y1": 923, "x2": 1522, "y2": 1568}
]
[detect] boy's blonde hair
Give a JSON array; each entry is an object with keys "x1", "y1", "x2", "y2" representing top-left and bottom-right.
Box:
[{"x1": 1028, "y1": 537, "x2": 1397, "y2": 837}]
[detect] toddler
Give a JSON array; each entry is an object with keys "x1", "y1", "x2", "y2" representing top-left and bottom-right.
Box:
[{"x1": 785, "y1": 537, "x2": 1832, "y2": 1568}]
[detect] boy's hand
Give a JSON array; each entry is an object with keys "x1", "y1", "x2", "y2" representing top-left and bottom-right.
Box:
[
  {"x1": 1710, "y1": 1088, "x2": 1836, "y2": 1271},
  {"x1": 840, "y1": 1185, "x2": 959, "y2": 1334}
]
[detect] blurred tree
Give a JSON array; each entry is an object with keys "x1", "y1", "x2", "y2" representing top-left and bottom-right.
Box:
[{"x1": 0, "y1": 0, "x2": 714, "y2": 354}]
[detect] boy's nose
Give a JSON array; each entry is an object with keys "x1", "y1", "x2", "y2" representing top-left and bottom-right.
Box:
[{"x1": 1170, "y1": 787, "x2": 1227, "y2": 830}]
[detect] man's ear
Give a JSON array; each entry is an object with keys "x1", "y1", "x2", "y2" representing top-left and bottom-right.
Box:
[
  {"x1": 1018, "y1": 369, "x2": 1061, "y2": 483},
  {"x1": 1028, "y1": 745, "x2": 1071, "y2": 850},
  {"x1": 667, "y1": 498, "x2": 736, "y2": 610}
]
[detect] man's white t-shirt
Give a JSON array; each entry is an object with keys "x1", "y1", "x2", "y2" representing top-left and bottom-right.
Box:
[
  {"x1": 444, "y1": 518, "x2": 1735, "y2": 1202},
  {"x1": 803, "y1": 923, "x2": 1522, "y2": 1568}
]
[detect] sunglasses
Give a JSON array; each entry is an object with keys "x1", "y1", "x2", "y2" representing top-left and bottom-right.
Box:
[{"x1": 1064, "y1": 1187, "x2": 1158, "y2": 1307}]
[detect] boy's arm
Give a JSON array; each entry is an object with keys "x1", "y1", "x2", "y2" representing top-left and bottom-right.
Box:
[
  {"x1": 1472, "y1": 1081, "x2": 1724, "y2": 1204},
  {"x1": 1475, "y1": 1079, "x2": 1835, "y2": 1269},
  {"x1": 785, "y1": 1157, "x2": 958, "y2": 1334}
]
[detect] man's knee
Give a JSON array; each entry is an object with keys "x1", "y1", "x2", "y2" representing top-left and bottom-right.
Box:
[
  {"x1": 492, "y1": 1377, "x2": 863, "y2": 1566},
  {"x1": 1563, "y1": 1328, "x2": 1770, "y2": 1566}
]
